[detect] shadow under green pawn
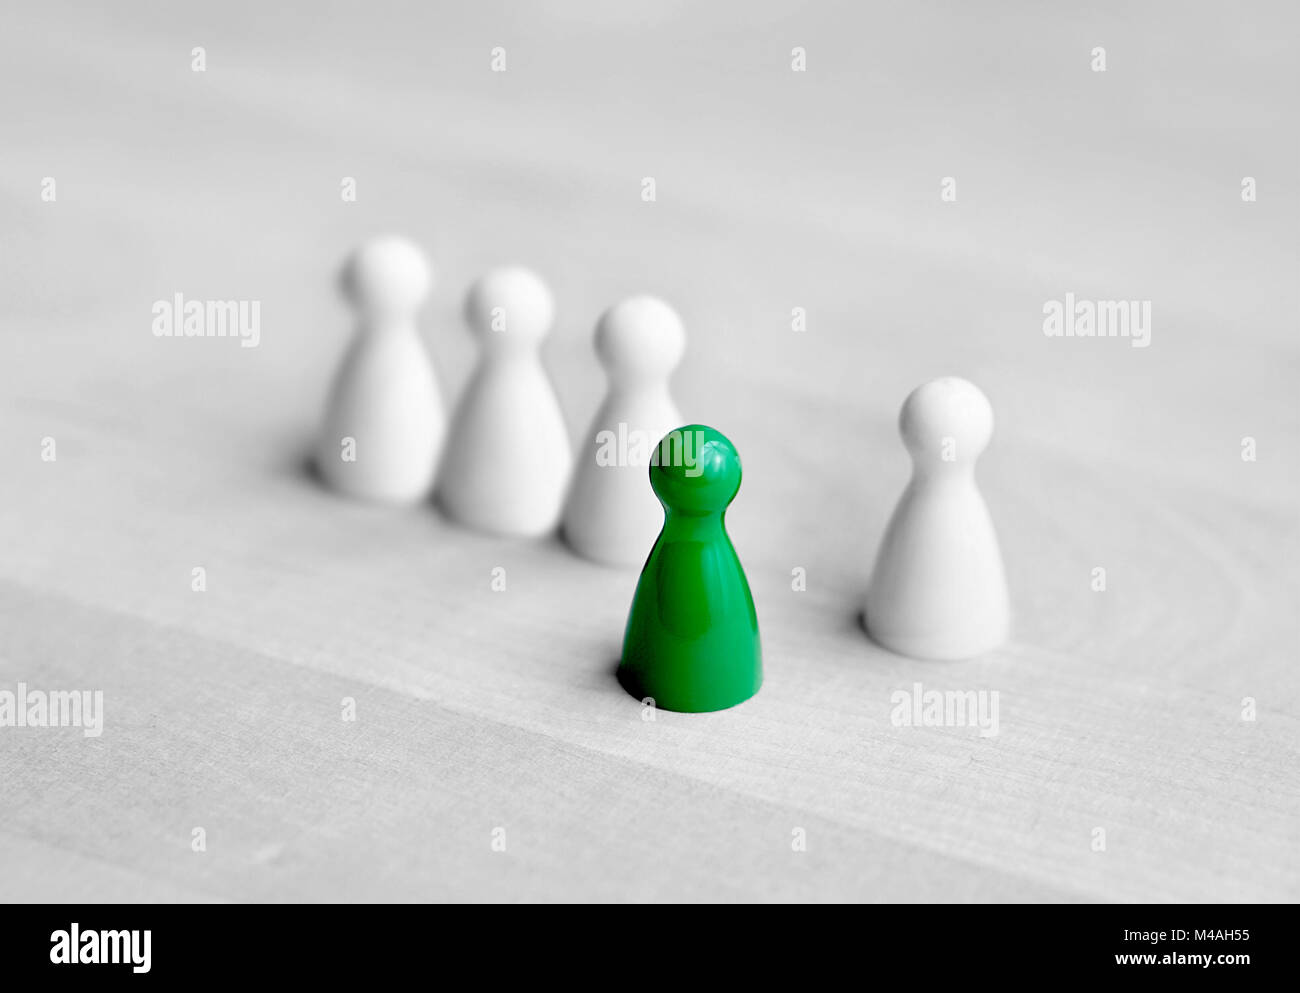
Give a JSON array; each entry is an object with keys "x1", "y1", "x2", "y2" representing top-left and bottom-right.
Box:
[{"x1": 619, "y1": 425, "x2": 762, "y2": 713}]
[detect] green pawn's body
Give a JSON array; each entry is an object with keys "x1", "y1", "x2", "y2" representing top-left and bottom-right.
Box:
[{"x1": 619, "y1": 425, "x2": 762, "y2": 713}]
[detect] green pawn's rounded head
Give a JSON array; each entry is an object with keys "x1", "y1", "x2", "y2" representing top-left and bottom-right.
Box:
[{"x1": 649, "y1": 425, "x2": 742, "y2": 516}]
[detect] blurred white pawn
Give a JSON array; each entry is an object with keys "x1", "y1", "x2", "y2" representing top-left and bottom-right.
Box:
[
  {"x1": 562, "y1": 296, "x2": 685, "y2": 566},
  {"x1": 437, "y1": 267, "x2": 572, "y2": 535},
  {"x1": 864, "y1": 377, "x2": 1010, "y2": 659},
  {"x1": 316, "y1": 236, "x2": 444, "y2": 503}
]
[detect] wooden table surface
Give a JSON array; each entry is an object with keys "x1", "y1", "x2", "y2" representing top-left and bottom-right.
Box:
[{"x1": 1, "y1": 1, "x2": 1297, "y2": 902}]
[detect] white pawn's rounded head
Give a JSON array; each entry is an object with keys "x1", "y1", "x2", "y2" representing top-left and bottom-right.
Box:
[
  {"x1": 594, "y1": 295, "x2": 686, "y2": 382},
  {"x1": 464, "y1": 267, "x2": 555, "y2": 343},
  {"x1": 899, "y1": 376, "x2": 994, "y2": 463},
  {"x1": 340, "y1": 236, "x2": 433, "y2": 318}
]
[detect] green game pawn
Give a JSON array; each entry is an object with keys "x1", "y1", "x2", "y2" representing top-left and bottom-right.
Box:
[{"x1": 619, "y1": 425, "x2": 762, "y2": 713}]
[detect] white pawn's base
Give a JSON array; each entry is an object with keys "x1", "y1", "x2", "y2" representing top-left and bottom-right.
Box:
[
  {"x1": 862, "y1": 612, "x2": 1008, "y2": 661},
  {"x1": 437, "y1": 496, "x2": 561, "y2": 539},
  {"x1": 562, "y1": 525, "x2": 648, "y2": 568},
  {"x1": 316, "y1": 460, "x2": 436, "y2": 506}
]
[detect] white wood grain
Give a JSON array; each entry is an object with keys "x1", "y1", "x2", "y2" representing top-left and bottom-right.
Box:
[{"x1": 0, "y1": 0, "x2": 1296, "y2": 902}]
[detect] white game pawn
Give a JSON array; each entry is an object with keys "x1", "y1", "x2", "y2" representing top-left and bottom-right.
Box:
[
  {"x1": 562, "y1": 296, "x2": 686, "y2": 566},
  {"x1": 437, "y1": 267, "x2": 572, "y2": 536},
  {"x1": 864, "y1": 377, "x2": 1010, "y2": 660},
  {"x1": 316, "y1": 236, "x2": 444, "y2": 504}
]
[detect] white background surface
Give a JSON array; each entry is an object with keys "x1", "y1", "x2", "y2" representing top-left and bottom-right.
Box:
[{"x1": 0, "y1": 0, "x2": 1296, "y2": 901}]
